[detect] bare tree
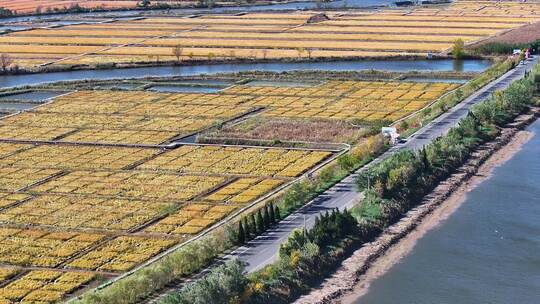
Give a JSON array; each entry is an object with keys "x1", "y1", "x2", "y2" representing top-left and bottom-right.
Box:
[
  {"x1": 172, "y1": 45, "x2": 183, "y2": 62},
  {"x1": 0, "y1": 54, "x2": 13, "y2": 73},
  {"x1": 296, "y1": 47, "x2": 305, "y2": 59},
  {"x1": 306, "y1": 48, "x2": 313, "y2": 59}
]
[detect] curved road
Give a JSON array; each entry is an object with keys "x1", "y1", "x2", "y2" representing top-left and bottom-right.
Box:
[{"x1": 227, "y1": 56, "x2": 539, "y2": 272}]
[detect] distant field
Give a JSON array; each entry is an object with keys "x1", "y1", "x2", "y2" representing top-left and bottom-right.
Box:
[
  {"x1": 1, "y1": 0, "x2": 539, "y2": 69},
  {"x1": 0, "y1": 1, "x2": 186, "y2": 14},
  {"x1": 1, "y1": 1, "x2": 140, "y2": 14},
  {"x1": 0, "y1": 77, "x2": 459, "y2": 303}
]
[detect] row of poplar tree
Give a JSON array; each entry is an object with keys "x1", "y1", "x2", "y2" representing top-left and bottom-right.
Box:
[{"x1": 237, "y1": 203, "x2": 281, "y2": 244}]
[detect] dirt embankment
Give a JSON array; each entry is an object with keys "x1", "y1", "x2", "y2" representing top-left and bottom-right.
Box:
[
  {"x1": 294, "y1": 108, "x2": 539, "y2": 304},
  {"x1": 474, "y1": 21, "x2": 540, "y2": 45}
]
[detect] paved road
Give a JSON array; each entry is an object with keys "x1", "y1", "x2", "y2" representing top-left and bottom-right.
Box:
[{"x1": 227, "y1": 56, "x2": 539, "y2": 272}]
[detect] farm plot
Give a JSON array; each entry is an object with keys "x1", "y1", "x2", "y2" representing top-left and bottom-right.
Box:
[
  {"x1": 0, "y1": 125, "x2": 75, "y2": 141},
  {"x1": 29, "y1": 171, "x2": 227, "y2": 201},
  {"x1": 0, "y1": 194, "x2": 172, "y2": 231},
  {"x1": 0, "y1": 226, "x2": 177, "y2": 276},
  {"x1": 0, "y1": 80, "x2": 460, "y2": 146},
  {"x1": 0, "y1": 1, "x2": 139, "y2": 14},
  {"x1": 145, "y1": 202, "x2": 248, "y2": 235},
  {"x1": 0, "y1": 90, "x2": 254, "y2": 145},
  {"x1": 0, "y1": 80, "x2": 461, "y2": 302},
  {"x1": 0, "y1": 144, "x2": 158, "y2": 170},
  {"x1": 209, "y1": 117, "x2": 364, "y2": 143},
  {"x1": 0, "y1": 227, "x2": 106, "y2": 268},
  {"x1": 137, "y1": 145, "x2": 333, "y2": 178},
  {"x1": 224, "y1": 80, "x2": 460, "y2": 121},
  {"x1": 0, "y1": 141, "x2": 334, "y2": 301},
  {"x1": 0, "y1": 268, "x2": 95, "y2": 304},
  {"x1": 66, "y1": 236, "x2": 177, "y2": 273},
  {"x1": 0, "y1": 167, "x2": 61, "y2": 192},
  {"x1": 1, "y1": 1, "x2": 538, "y2": 68},
  {"x1": 0, "y1": 1, "x2": 194, "y2": 15},
  {"x1": 0, "y1": 144, "x2": 331, "y2": 236}
]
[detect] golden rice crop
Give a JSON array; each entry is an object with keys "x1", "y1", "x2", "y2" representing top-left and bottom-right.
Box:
[
  {"x1": 0, "y1": 90, "x2": 251, "y2": 145},
  {"x1": 67, "y1": 236, "x2": 176, "y2": 272},
  {"x1": 321, "y1": 19, "x2": 522, "y2": 28},
  {"x1": 0, "y1": 44, "x2": 101, "y2": 54},
  {"x1": 0, "y1": 269, "x2": 95, "y2": 303},
  {"x1": 341, "y1": 14, "x2": 540, "y2": 23},
  {"x1": 138, "y1": 145, "x2": 332, "y2": 178},
  {"x1": 223, "y1": 80, "x2": 459, "y2": 121},
  {"x1": 0, "y1": 36, "x2": 135, "y2": 46},
  {"x1": 0, "y1": 227, "x2": 105, "y2": 268},
  {"x1": 0, "y1": 144, "x2": 158, "y2": 170},
  {"x1": 0, "y1": 125, "x2": 74, "y2": 141},
  {"x1": 0, "y1": 167, "x2": 61, "y2": 192},
  {"x1": 133, "y1": 17, "x2": 304, "y2": 26},
  {"x1": 145, "y1": 203, "x2": 239, "y2": 235},
  {"x1": 3, "y1": 4, "x2": 538, "y2": 69},
  {"x1": 0, "y1": 193, "x2": 30, "y2": 209},
  {"x1": 177, "y1": 31, "x2": 482, "y2": 43},
  {"x1": 30, "y1": 170, "x2": 226, "y2": 201},
  {"x1": 0, "y1": 194, "x2": 171, "y2": 231},
  {"x1": 10, "y1": 28, "x2": 177, "y2": 38},
  {"x1": 141, "y1": 37, "x2": 452, "y2": 52},
  {"x1": 290, "y1": 25, "x2": 502, "y2": 35}
]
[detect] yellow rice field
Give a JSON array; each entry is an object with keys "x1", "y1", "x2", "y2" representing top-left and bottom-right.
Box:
[
  {"x1": 0, "y1": 267, "x2": 95, "y2": 304},
  {"x1": 0, "y1": 71, "x2": 464, "y2": 303},
  {"x1": 0, "y1": 82, "x2": 352, "y2": 302},
  {"x1": 1, "y1": 0, "x2": 538, "y2": 68},
  {"x1": 0, "y1": 1, "x2": 532, "y2": 301}
]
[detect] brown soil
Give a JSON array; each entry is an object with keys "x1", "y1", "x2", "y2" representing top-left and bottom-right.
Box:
[
  {"x1": 207, "y1": 117, "x2": 365, "y2": 144},
  {"x1": 475, "y1": 21, "x2": 540, "y2": 45}
]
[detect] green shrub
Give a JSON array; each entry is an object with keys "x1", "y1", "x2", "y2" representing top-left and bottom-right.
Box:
[
  {"x1": 77, "y1": 235, "x2": 230, "y2": 304},
  {"x1": 452, "y1": 38, "x2": 465, "y2": 59},
  {"x1": 472, "y1": 40, "x2": 540, "y2": 55},
  {"x1": 162, "y1": 260, "x2": 247, "y2": 304}
]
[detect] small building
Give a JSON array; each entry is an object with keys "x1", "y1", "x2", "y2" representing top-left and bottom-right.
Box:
[{"x1": 306, "y1": 13, "x2": 330, "y2": 24}]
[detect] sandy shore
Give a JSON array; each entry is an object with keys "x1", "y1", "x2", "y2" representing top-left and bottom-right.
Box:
[{"x1": 294, "y1": 110, "x2": 538, "y2": 304}]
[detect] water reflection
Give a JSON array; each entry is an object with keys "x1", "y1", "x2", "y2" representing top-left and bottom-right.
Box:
[
  {"x1": 0, "y1": 59, "x2": 492, "y2": 89},
  {"x1": 350, "y1": 121, "x2": 540, "y2": 304}
]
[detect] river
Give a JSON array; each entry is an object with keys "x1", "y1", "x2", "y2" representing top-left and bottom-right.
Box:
[
  {"x1": 0, "y1": 59, "x2": 491, "y2": 89},
  {"x1": 348, "y1": 120, "x2": 540, "y2": 304},
  {"x1": 0, "y1": 0, "x2": 394, "y2": 24}
]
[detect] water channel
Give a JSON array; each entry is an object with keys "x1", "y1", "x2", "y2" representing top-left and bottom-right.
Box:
[{"x1": 0, "y1": 59, "x2": 491, "y2": 89}]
